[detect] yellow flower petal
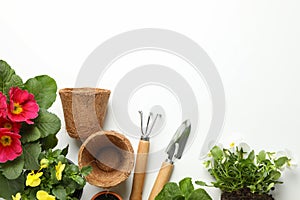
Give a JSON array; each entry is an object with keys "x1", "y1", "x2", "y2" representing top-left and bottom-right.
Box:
[
  {"x1": 12, "y1": 193, "x2": 21, "y2": 200},
  {"x1": 55, "y1": 161, "x2": 65, "y2": 181},
  {"x1": 40, "y1": 158, "x2": 49, "y2": 169},
  {"x1": 36, "y1": 190, "x2": 56, "y2": 200},
  {"x1": 26, "y1": 171, "x2": 43, "y2": 187}
]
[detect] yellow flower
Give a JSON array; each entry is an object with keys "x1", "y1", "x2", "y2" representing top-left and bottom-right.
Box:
[
  {"x1": 36, "y1": 190, "x2": 56, "y2": 200},
  {"x1": 26, "y1": 170, "x2": 43, "y2": 187},
  {"x1": 40, "y1": 158, "x2": 49, "y2": 169},
  {"x1": 12, "y1": 193, "x2": 21, "y2": 200},
  {"x1": 230, "y1": 142, "x2": 235, "y2": 148},
  {"x1": 55, "y1": 161, "x2": 65, "y2": 181}
]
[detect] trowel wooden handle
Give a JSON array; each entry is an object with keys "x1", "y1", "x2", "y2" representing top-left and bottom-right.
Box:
[
  {"x1": 130, "y1": 140, "x2": 150, "y2": 200},
  {"x1": 148, "y1": 161, "x2": 174, "y2": 200}
]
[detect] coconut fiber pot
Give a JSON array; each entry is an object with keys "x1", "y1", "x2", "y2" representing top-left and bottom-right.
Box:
[
  {"x1": 78, "y1": 130, "x2": 134, "y2": 189},
  {"x1": 59, "y1": 87, "x2": 110, "y2": 140}
]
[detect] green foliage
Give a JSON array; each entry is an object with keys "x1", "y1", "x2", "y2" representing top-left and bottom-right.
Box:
[
  {"x1": 0, "y1": 60, "x2": 23, "y2": 95},
  {"x1": 1, "y1": 155, "x2": 25, "y2": 180},
  {"x1": 203, "y1": 144, "x2": 291, "y2": 194},
  {"x1": 0, "y1": 60, "x2": 62, "y2": 199},
  {"x1": 0, "y1": 173, "x2": 25, "y2": 200},
  {"x1": 155, "y1": 178, "x2": 212, "y2": 200},
  {"x1": 18, "y1": 147, "x2": 92, "y2": 200},
  {"x1": 21, "y1": 109, "x2": 61, "y2": 143},
  {"x1": 25, "y1": 75, "x2": 57, "y2": 109}
]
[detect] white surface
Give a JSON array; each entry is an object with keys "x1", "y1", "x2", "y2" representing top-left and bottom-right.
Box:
[{"x1": 0, "y1": 1, "x2": 300, "y2": 199}]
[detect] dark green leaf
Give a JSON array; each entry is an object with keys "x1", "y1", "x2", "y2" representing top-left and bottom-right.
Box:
[
  {"x1": 0, "y1": 173, "x2": 24, "y2": 200},
  {"x1": 179, "y1": 177, "x2": 194, "y2": 197},
  {"x1": 155, "y1": 182, "x2": 183, "y2": 200},
  {"x1": 1, "y1": 155, "x2": 24, "y2": 179},
  {"x1": 62, "y1": 145, "x2": 69, "y2": 157},
  {"x1": 21, "y1": 109, "x2": 61, "y2": 143},
  {"x1": 52, "y1": 187, "x2": 67, "y2": 200},
  {"x1": 24, "y1": 75, "x2": 57, "y2": 109},
  {"x1": 23, "y1": 142, "x2": 41, "y2": 170},
  {"x1": 0, "y1": 60, "x2": 23, "y2": 96},
  {"x1": 275, "y1": 157, "x2": 289, "y2": 168},
  {"x1": 40, "y1": 134, "x2": 58, "y2": 150},
  {"x1": 187, "y1": 188, "x2": 212, "y2": 200}
]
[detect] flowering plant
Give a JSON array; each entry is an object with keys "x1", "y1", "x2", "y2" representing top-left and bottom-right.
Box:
[
  {"x1": 200, "y1": 142, "x2": 292, "y2": 196},
  {"x1": 0, "y1": 60, "x2": 61, "y2": 199},
  {"x1": 12, "y1": 146, "x2": 91, "y2": 200}
]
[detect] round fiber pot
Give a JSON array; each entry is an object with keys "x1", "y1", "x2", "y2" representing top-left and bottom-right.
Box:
[
  {"x1": 91, "y1": 191, "x2": 122, "y2": 200},
  {"x1": 59, "y1": 88, "x2": 110, "y2": 140},
  {"x1": 78, "y1": 131, "x2": 134, "y2": 188}
]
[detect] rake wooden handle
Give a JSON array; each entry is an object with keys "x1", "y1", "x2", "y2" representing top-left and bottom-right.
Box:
[
  {"x1": 148, "y1": 161, "x2": 174, "y2": 200},
  {"x1": 130, "y1": 140, "x2": 150, "y2": 200}
]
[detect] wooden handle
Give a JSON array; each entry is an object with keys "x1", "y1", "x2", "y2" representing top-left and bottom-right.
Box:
[
  {"x1": 148, "y1": 161, "x2": 174, "y2": 200},
  {"x1": 130, "y1": 140, "x2": 150, "y2": 200}
]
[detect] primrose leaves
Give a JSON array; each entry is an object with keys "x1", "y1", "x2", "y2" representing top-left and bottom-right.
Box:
[{"x1": 155, "y1": 178, "x2": 212, "y2": 200}]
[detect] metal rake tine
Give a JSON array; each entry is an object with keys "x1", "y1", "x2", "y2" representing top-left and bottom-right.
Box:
[
  {"x1": 148, "y1": 113, "x2": 161, "y2": 135},
  {"x1": 138, "y1": 111, "x2": 144, "y2": 135},
  {"x1": 145, "y1": 112, "x2": 153, "y2": 135}
]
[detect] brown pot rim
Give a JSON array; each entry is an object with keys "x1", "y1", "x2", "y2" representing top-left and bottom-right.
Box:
[
  {"x1": 59, "y1": 87, "x2": 111, "y2": 94},
  {"x1": 91, "y1": 191, "x2": 122, "y2": 200},
  {"x1": 78, "y1": 130, "x2": 134, "y2": 188}
]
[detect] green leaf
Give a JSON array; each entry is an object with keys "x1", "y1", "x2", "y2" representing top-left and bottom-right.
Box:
[
  {"x1": 257, "y1": 150, "x2": 266, "y2": 162},
  {"x1": 40, "y1": 134, "x2": 58, "y2": 150},
  {"x1": 179, "y1": 177, "x2": 194, "y2": 197},
  {"x1": 71, "y1": 175, "x2": 85, "y2": 186},
  {"x1": 62, "y1": 145, "x2": 69, "y2": 157},
  {"x1": 247, "y1": 150, "x2": 255, "y2": 161},
  {"x1": 24, "y1": 75, "x2": 57, "y2": 109},
  {"x1": 1, "y1": 155, "x2": 24, "y2": 179},
  {"x1": 0, "y1": 173, "x2": 24, "y2": 200},
  {"x1": 187, "y1": 188, "x2": 212, "y2": 200},
  {"x1": 270, "y1": 171, "x2": 281, "y2": 180},
  {"x1": 0, "y1": 60, "x2": 23, "y2": 96},
  {"x1": 275, "y1": 157, "x2": 289, "y2": 168},
  {"x1": 155, "y1": 182, "x2": 183, "y2": 200},
  {"x1": 80, "y1": 166, "x2": 92, "y2": 177},
  {"x1": 21, "y1": 109, "x2": 61, "y2": 143},
  {"x1": 195, "y1": 181, "x2": 208, "y2": 186},
  {"x1": 266, "y1": 183, "x2": 275, "y2": 192},
  {"x1": 52, "y1": 187, "x2": 67, "y2": 200},
  {"x1": 211, "y1": 146, "x2": 223, "y2": 161},
  {"x1": 23, "y1": 142, "x2": 41, "y2": 170}
]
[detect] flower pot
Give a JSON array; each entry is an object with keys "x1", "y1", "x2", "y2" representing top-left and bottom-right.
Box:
[
  {"x1": 221, "y1": 188, "x2": 274, "y2": 200},
  {"x1": 78, "y1": 130, "x2": 134, "y2": 188},
  {"x1": 59, "y1": 88, "x2": 110, "y2": 140},
  {"x1": 91, "y1": 191, "x2": 122, "y2": 200}
]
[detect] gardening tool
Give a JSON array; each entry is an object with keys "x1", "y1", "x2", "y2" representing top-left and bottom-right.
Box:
[
  {"x1": 148, "y1": 119, "x2": 191, "y2": 200},
  {"x1": 129, "y1": 111, "x2": 161, "y2": 200}
]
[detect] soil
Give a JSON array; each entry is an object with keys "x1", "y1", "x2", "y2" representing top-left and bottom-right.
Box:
[
  {"x1": 94, "y1": 193, "x2": 120, "y2": 200},
  {"x1": 221, "y1": 188, "x2": 274, "y2": 200}
]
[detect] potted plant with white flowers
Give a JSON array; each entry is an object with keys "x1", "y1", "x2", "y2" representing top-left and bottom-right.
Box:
[{"x1": 200, "y1": 142, "x2": 293, "y2": 200}]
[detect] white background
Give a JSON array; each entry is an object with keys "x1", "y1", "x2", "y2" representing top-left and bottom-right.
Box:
[{"x1": 1, "y1": 1, "x2": 300, "y2": 199}]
